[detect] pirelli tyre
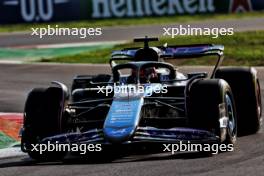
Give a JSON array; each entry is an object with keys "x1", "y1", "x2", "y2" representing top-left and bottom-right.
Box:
[
  {"x1": 188, "y1": 79, "x2": 237, "y2": 146},
  {"x1": 21, "y1": 87, "x2": 66, "y2": 161},
  {"x1": 215, "y1": 67, "x2": 262, "y2": 136}
]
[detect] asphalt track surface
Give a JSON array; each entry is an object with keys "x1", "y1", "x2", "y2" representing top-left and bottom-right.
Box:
[
  {"x1": 0, "y1": 63, "x2": 263, "y2": 176},
  {"x1": 0, "y1": 17, "x2": 264, "y2": 48}
]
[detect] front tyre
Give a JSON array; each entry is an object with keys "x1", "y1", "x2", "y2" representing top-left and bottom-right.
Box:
[
  {"x1": 21, "y1": 87, "x2": 66, "y2": 161},
  {"x1": 188, "y1": 79, "x2": 237, "y2": 146}
]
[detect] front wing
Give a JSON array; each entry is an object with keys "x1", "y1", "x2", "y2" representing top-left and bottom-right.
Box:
[{"x1": 40, "y1": 127, "x2": 219, "y2": 145}]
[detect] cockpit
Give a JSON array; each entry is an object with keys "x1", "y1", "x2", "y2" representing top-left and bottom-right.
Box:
[{"x1": 112, "y1": 62, "x2": 176, "y2": 84}]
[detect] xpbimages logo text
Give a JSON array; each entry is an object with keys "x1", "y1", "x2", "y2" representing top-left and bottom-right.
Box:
[
  {"x1": 31, "y1": 141, "x2": 102, "y2": 155},
  {"x1": 95, "y1": 83, "x2": 168, "y2": 96},
  {"x1": 163, "y1": 25, "x2": 234, "y2": 39},
  {"x1": 163, "y1": 142, "x2": 234, "y2": 155},
  {"x1": 31, "y1": 25, "x2": 102, "y2": 39}
]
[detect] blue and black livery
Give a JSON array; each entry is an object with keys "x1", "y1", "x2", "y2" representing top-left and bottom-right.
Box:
[{"x1": 21, "y1": 37, "x2": 262, "y2": 160}]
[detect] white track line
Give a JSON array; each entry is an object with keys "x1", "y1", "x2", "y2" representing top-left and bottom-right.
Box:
[
  {"x1": 0, "y1": 60, "x2": 24, "y2": 64},
  {"x1": 0, "y1": 113, "x2": 23, "y2": 116},
  {"x1": 0, "y1": 147, "x2": 25, "y2": 159}
]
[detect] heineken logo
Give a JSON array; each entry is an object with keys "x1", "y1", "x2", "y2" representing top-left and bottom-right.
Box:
[{"x1": 92, "y1": 0, "x2": 215, "y2": 18}]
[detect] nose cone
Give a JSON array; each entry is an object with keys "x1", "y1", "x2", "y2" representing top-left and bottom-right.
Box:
[
  {"x1": 104, "y1": 126, "x2": 134, "y2": 143},
  {"x1": 103, "y1": 97, "x2": 143, "y2": 143}
]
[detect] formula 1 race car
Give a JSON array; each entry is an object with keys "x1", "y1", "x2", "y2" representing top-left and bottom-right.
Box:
[{"x1": 21, "y1": 37, "x2": 262, "y2": 161}]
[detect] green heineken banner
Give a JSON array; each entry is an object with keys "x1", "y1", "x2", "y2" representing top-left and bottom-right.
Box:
[{"x1": 0, "y1": 0, "x2": 263, "y2": 24}]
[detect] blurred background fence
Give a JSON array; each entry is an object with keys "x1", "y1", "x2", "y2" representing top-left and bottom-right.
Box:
[{"x1": 0, "y1": 0, "x2": 263, "y2": 24}]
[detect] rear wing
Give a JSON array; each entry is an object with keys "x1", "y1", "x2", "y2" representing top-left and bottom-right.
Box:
[
  {"x1": 111, "y1": 44, "x2": 224, "y2": 78},
  {"x1": 111, "y1": 44, "x2": 224, "y2": 59},
  {"x1": 161, "y1": 44, "x2": 224, "y2": 58}
]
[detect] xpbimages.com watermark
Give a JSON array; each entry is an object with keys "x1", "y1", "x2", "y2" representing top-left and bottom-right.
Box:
[
  {"x1": 163, "y1": 25, "x2": 234, "y2": 39},
  {"x1": 31, "y1": 25, "x2": 102, "y2": 39},
  {"x1": 31, "y1": 141, "x2": 102, "y2": 155},
  {"x1": 96, "y1": 83, "x2": 168, "y2": 96},
  {"x1": 163, "y1": 141, "x2": 234, "y2": 154}
]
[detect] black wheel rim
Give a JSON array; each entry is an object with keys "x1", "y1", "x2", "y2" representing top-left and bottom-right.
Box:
[
  {"x1": 226, "y1": 94, "x2": 236, "y2": 137},
  {"x1": 257, "y1": 80, "x2": 262, "y2": 118}
]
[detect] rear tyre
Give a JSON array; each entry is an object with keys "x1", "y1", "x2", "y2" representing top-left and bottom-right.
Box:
[
  {"x1": 188, "y1": 79, "x2": 237, "y2": 147},
  {"x1": 22, "y1": 87, "x2": 66, "y2": 161},
  {"x1": 215, "y1": 67, "x2": 262, "y2": 136}
]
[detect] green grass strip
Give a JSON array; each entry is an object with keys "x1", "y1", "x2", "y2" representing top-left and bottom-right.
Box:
[
  {"x1": 0, "y1": 44, "x2": 114, "y2": 61},
  {"x1": 41, "y1": 30, "x2": 264, "y2": 66}
]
